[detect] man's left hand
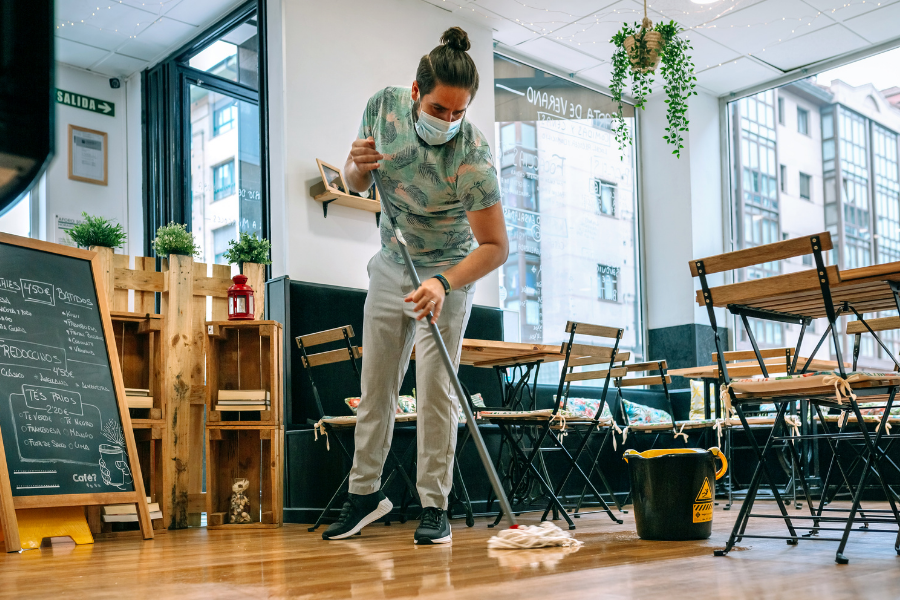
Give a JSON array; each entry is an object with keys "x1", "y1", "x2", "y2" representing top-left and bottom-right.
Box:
[{"x1": 405, "y1": 278, "x2": 446, "y2": 323}]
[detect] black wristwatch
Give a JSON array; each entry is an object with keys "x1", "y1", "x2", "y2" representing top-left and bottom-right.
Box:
[{"x1": 432, "y1": 274, "x2": 452, "y2": 296}]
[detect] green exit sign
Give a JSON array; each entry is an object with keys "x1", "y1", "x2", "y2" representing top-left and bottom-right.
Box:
[{"x1": 55, "y1": 89, "x2": 115, "y2": 117}]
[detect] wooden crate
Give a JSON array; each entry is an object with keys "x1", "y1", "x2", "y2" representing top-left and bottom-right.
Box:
[
  {"x1": 110, "y1": 311, "x2": 164, "y2": 422},
  {"x1": 206, "y1": 321, "x2": 283, "y2": 426},
  {"x1": 206, "y1": 425, "x2": 283, "y2": 529}
]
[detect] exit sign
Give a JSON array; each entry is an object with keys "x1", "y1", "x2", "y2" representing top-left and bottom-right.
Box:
[{"x1": 55, "y1": 89, "x2": 115, "y2": 117}]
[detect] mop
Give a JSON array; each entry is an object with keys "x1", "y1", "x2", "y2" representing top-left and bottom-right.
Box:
[{"x1": 371, "y1": 170, "x2": 582, "y2": 550}]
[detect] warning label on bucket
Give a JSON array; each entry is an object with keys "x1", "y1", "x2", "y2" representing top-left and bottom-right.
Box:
[
  {"x1": 693, "y1": 478, "x2": 713, "y2": 523},
  {"x1": 696, "y1": 478, "x2": 712, "y2": 502},
  {"x1": 693, "y1": 501, "x2": 712, "y2": 523}
]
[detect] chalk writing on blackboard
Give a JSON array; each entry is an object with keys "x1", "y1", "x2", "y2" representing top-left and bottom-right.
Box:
[{"x1": 0, "y1": 242, "x2": 134, "y2": 496}]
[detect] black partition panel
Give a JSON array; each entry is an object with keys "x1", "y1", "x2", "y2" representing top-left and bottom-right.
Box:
[{"x1": 266, "y1": 277, "x2": 504, "y2": 428}]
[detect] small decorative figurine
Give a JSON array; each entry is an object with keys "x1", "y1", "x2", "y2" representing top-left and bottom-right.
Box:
[{"x1": 230, "y1": 478, "x2": 252, "y2": 524}]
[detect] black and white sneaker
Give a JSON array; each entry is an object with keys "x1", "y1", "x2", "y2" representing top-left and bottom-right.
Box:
[
  {"x1": 322, "y1": 491, "x2": 393, "y2": 540},
  {"x1": 414, "y1": 507, "x2": 452, "y2": 545}
]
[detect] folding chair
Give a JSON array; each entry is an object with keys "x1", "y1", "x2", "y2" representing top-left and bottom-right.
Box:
[
  {"x1": 481, "y1": 321, "x2": 627, "y2": 529},
  {"x1": 296, "y1": 325, "x2": 419, "y2": 532},
  {"x1": 691, "y1": 232, "x2": 900, "y2": 564},
  {"x1": 713, "y1": 348, "x2": 805, "y2": 510}
]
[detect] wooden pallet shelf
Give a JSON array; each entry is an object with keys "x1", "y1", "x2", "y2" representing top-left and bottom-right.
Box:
[
  {"x1": 205, "y1": 425, "x2": 283, "y2": 529},
  {"x1": 206, "y1": 321, "x2": 283, "y2": 426}
]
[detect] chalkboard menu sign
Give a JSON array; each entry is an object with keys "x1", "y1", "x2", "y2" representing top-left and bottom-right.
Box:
[{"x1": 0, "y1": 235, "x2": 152, "y2": 550}]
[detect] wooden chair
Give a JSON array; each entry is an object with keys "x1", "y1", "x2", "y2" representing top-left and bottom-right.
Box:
[
  {"x1": 691, "y1": 232, "x2": 900, "y2": 564},
  {"x1": 480, "y1": 321, "x2": 626, "y2": 529},
  {"x1": 296, "y1": 326, "x2": 418, "y2": 531}
]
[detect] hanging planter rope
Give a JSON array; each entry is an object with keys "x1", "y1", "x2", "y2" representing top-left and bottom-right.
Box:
[{"x1": 609, "y1": 0, "x2": 697, "y2": 159}]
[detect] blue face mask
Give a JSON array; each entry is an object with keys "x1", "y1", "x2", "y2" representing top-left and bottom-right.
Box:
[{"x1": 415, "y1": 107, "x2": 462, "y2": 145}]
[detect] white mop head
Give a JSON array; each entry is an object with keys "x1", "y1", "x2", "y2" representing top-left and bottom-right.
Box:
[{"x1": 487, "y1": 521, "x2": 584, "y2": 549}]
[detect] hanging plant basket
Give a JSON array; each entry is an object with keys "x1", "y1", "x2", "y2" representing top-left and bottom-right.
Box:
[
  {"x1": 609, "y1": 8, "x2": 697, "y2": 159},
  {"x1": 622, "y1": 19, "x2": 664, "y2": 73}
]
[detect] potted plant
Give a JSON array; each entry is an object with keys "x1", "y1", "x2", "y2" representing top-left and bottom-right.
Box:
[
  {"x1": 152, "y1": 222, "x2": 200, "y2": 258},
  {"x1": 66, "y1": 212, "x2": 128, "y2": 301},
  {"x1": 66, "y1": 211, "x2": 127, "y2": 251},
  {"x1": 222, "y1": 231, "x2": 272, "y2": 273},
  {"x1": 610, "y1": 15, "x2": 697, "y2": 158},
  {"x1": 223, "y1": 232, "x2": 272, "y2": 320}
]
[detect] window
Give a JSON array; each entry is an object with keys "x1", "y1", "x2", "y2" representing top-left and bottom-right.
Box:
[
  {"x1": 594, "y1": 180, "x2": 616, "y2": 217},
  {"x1": 797, "y1": 107, "x2": 809, "y2": 135},
  {"x1": 213, "y1": 101, "x2": 236, "y2": 136},
  {"x1": 144, "y1": 4, "x2": 266, "y2": 266},
  {"x1": 494, "y1": 54, "x2": 643, "y2": 378},
  {"x1": 213, "y1": 160, "x2": 235, "y2": 200},
  {"x1": 726, "y1": 51, "x2": 900, "y2": 369},
  {"x1": 212, "y1": 224, "x2": 235, "y2": 264},
  {"x1": 799, "y1": 172, "x2": 811, "y2": 199},
  {"x1": 597, "y1": 264, "x2": 619, "y2": 302}
]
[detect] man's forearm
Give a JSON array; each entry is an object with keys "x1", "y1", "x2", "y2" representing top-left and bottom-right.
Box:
[
  {"x1": 440, "y1": 242, "x2": 508, "y2": 291},
  {"x1": 344, "y1": 158, "x2": 374, "y2": 194}
]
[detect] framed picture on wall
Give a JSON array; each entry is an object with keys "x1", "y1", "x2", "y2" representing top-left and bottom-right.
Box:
[{"x1": 68, "y1": 124, "x2": 108, "y2": 186}]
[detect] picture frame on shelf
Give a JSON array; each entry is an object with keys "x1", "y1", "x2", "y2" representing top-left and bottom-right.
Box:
[{"x1": 315, "y1": 158, "x2": 348, "y2": 194}]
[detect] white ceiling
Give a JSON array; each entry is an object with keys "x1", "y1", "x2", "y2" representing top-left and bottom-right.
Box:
[
  {"x1": 436, "y1": 0, "x2": 900, "y2": 96},
  {"x1": 55, "y1": 0, "x2": 900, "y2": 95},
  {"x1": 55, "y1": 0, "x2": 245, "y2": 78}
]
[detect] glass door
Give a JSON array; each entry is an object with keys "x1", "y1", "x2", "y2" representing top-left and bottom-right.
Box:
[{"x1": 189, "y1": 85, "x2": 262, "y2": 266}]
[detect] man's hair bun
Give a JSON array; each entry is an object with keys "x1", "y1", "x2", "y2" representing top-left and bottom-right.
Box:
[{"x1": 441, "y1": 27, "x2": 471, "y2": 52}]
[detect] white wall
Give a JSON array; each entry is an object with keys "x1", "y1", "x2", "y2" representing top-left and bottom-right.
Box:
[
  {"x1": 267, "y1": 0, "x2": 499, "y2": 307},
  {"x1": 44, "y1": 64, "x2": 143, "y2": 255},
  {"x1": 640, "y1": 89, "x2": 727, "y2": 331}
]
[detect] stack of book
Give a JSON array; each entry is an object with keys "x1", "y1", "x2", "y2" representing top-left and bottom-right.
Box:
[
  {"x1": 102, "y1": 497, "x2": 162, "y2": 522},
  {"x1": 215, "y1": 389, "x2": 270, "y2": 412},
  {"x1": 125, "y1": 388, "x2": 152, "y2": 409}
]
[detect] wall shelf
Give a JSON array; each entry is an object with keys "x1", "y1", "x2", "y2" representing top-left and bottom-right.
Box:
[{"x1": 310, "y1": 186, "x2": 381, "y2": 226}]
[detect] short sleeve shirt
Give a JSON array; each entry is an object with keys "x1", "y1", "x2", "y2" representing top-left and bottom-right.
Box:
[{"x1": 358, "y1": 86, "x2": 501, "y2": 267}]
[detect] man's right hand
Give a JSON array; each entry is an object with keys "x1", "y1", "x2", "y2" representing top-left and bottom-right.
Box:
[{"x1": 349, "y1": 137, "x2": 383, "y2": 172}]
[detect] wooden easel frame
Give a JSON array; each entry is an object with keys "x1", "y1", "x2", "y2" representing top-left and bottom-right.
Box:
[{"x1": 0, "y1": 233, "x2": 153, "y2": 551}]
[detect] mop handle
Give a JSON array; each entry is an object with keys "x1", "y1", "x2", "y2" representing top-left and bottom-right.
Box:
[{"x1": 371, "y1": 170, "x2": 517, "y2": 527}]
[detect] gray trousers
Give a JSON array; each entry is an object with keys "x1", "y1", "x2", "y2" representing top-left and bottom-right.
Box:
[{"x1": 348, "y1": 251, "x2": 474, "y2": 509}]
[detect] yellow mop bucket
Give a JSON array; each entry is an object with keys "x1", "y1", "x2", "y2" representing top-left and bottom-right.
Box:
[{"x1": 623, "y1": 448, "x2": 727, "y2": 541}]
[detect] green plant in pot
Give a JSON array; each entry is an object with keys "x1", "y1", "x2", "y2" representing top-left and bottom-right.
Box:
[
  {"x1": 610, "y1": 13, "x2": 697, "y2": 158},
  {"x1": 152, "y1": 222, "x2": 200, "y2": 257},
  {"x1": 222, "y1": 232, "x2": 272, "y2": 272},
  {"x1": 66, "y1": 212, "x2": 127, "y2": 249}
]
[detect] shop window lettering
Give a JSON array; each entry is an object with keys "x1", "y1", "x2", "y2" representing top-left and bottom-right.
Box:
[{"x1": 525, "y1": 86, "x2": 613, "y2": 121}]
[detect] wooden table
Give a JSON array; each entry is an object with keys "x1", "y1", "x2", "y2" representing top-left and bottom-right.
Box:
[
  {"x1": 412, "y1": 339, "x2": 565, "y2": 410},
  {"x1": 696, "y1": 260, "x2": 900, "y2": 319}
]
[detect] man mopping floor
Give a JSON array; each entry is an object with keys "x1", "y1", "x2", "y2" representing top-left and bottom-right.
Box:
[{"x1": 321, "y1": 26, "x2": 509, "y2": 545}]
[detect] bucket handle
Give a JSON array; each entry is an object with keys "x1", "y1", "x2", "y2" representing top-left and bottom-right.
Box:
[{"x1": 709, "y1": 447, "x2": 728, "y2": 480}]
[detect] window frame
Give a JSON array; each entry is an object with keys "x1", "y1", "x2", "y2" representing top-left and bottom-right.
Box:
[
  {"x1": 799, "y1": 171, "x2": 812, "y2": 200},
  {"x1": 212, "y1": 159, "x2": 236, "y2": 201},
  {"x1": 797, "y1": 106, "x2": 810, "y2": 136},
  {"x1": 142, "y1": 1, "x2": 270, "y2": 269}
]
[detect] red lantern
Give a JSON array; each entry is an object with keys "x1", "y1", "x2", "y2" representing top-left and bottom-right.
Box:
[{"x1": 227, "y1": 274, "x2": 255, "y2": 320}]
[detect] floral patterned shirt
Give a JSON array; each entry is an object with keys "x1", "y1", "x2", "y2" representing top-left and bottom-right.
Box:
[{"x1": 358, "y1": 86, "x2": 501, "y2": 267}]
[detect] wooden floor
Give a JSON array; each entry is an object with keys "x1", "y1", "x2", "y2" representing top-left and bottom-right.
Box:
[{"x1": 1, "y1": 503, "x2": 899, "y2": 599}]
